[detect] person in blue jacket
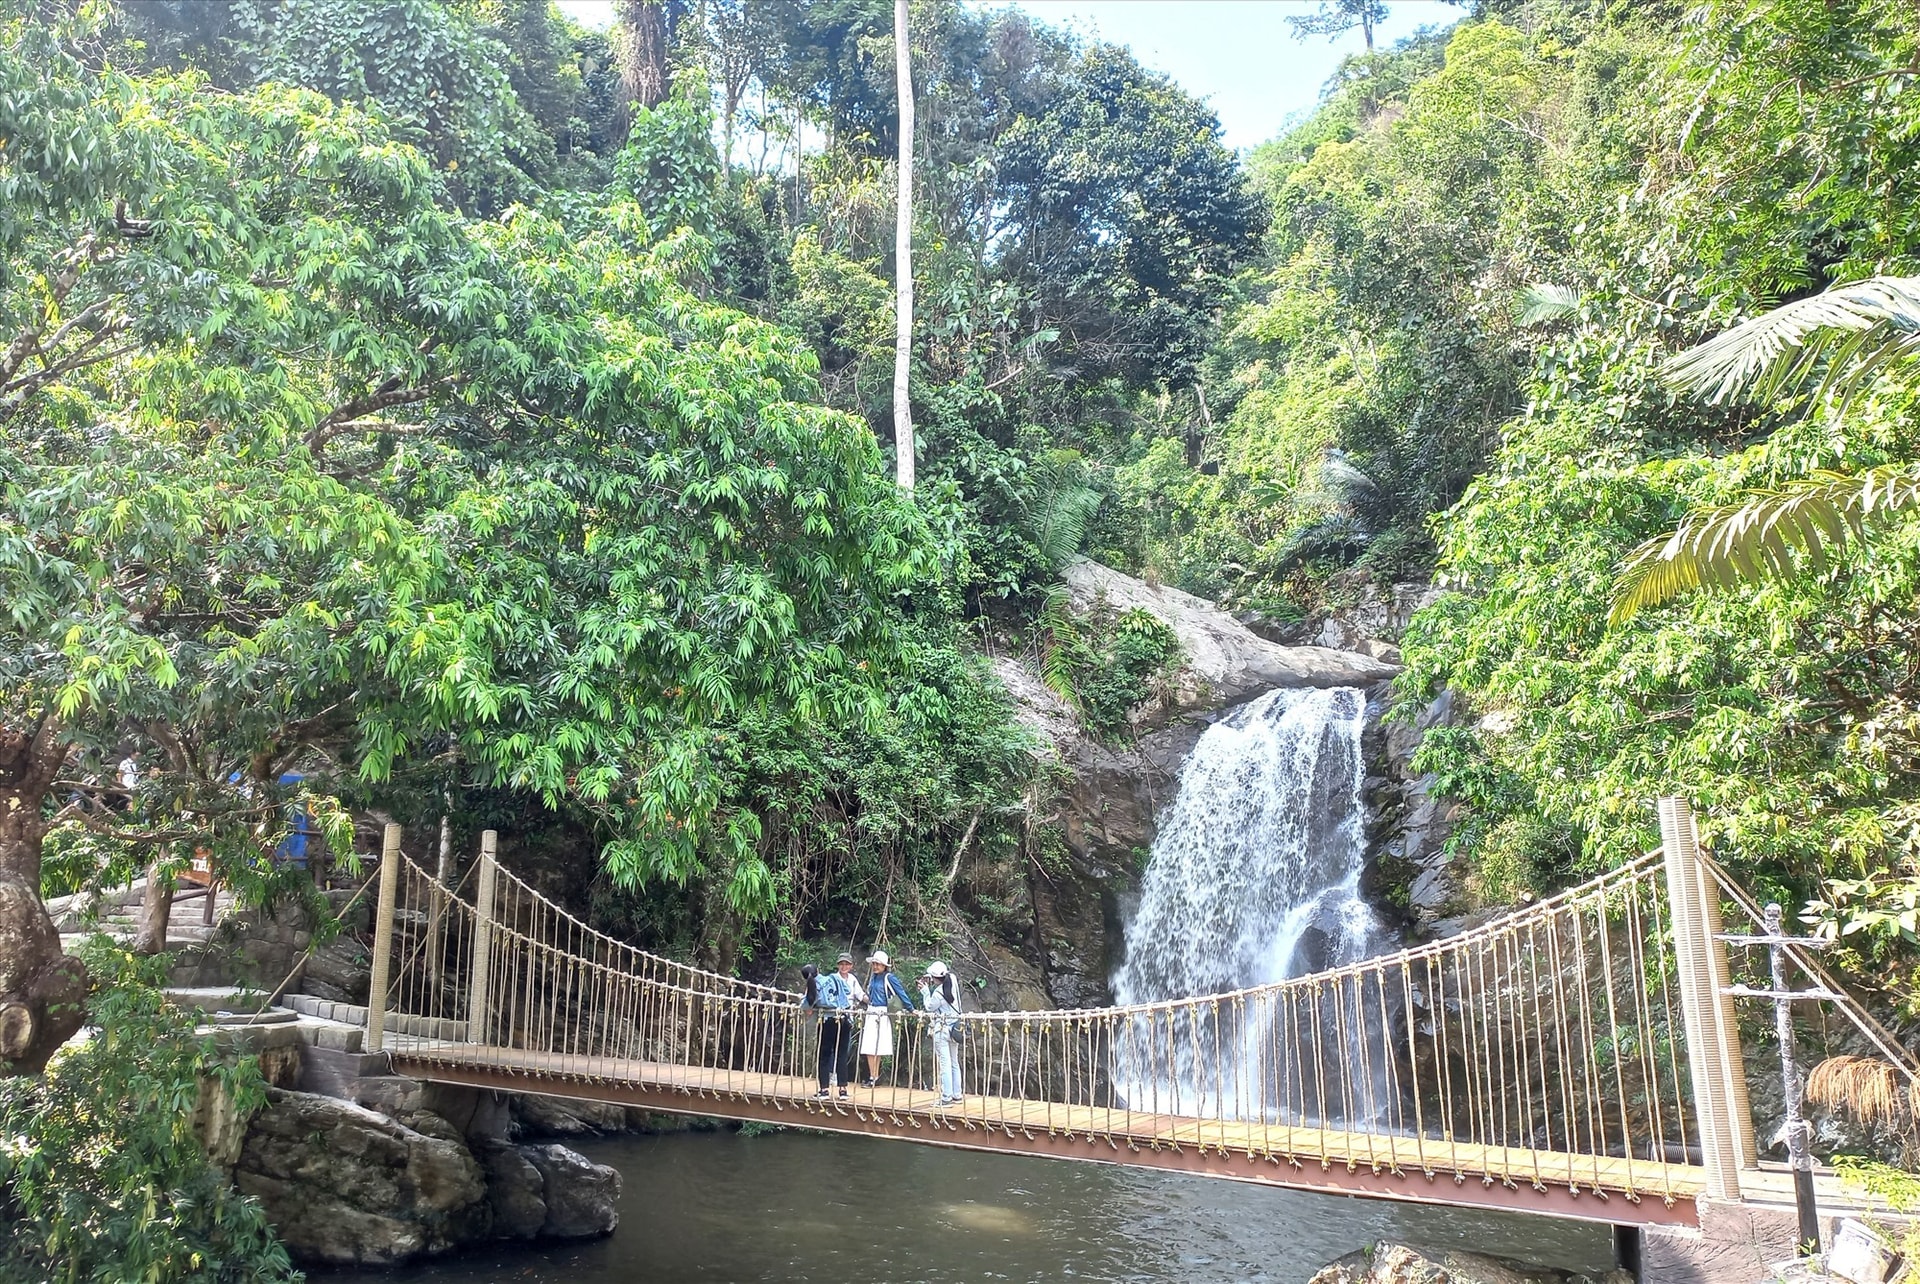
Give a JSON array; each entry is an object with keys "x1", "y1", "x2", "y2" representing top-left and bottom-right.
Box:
[
  {"x1": 802, "y1": 951, "x2": 859, "y2": 1099},
  {"x1": 857, "y1": 949, "x2": 916, "y2": 1087}
]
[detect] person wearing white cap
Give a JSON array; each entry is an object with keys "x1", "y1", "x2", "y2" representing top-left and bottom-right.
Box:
[
  {"x1": 918, "y1": 961, "x2": 963, "y2": 1106},
  {"x1": 857, "y1": 949, "x2": 916, "y2": 1087}
]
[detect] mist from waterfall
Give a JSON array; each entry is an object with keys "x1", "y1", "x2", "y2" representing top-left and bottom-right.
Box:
[{"x1": 1110, "y1": 685, "x2": 1394, "y2": 1125}]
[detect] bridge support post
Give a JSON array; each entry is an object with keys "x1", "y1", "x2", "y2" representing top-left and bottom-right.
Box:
[
  {"x1": 1659, "y1": 796, "x2": 1755, "y2": 1202},
  {"x1": 467, "y1": 830, "x2": 499, "y2": 1046},
  {"x1": 366, "y1": 823, "x2": 402, "y2": 1054}
]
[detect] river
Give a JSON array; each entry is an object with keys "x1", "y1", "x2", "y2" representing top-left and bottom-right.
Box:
[{"x1": 324, "y1": 1128, "x2": 1617, "y2": 1282}]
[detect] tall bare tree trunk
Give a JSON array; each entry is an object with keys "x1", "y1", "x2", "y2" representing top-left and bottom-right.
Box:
[
  {"x1": 892, "y1": 0, "x2": 916, "y2": 492},
  {"x1": 615, "y1": 0, "x2": 672, "y2": 142},
  {"x1": 0, "y1": 721, "x2": 87, "y2": 1073}
]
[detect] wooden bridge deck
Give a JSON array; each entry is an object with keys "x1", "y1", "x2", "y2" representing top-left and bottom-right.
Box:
[{"x1": 388, "y1": 1040, "x2": 1709, "y2": 1228}]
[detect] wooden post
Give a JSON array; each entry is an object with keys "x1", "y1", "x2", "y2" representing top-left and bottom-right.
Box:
[
  {"x1": 365, "y1": 823, "x2": 402, "y2": 1054},
  {"x1": 468, "y1": 830, "x2": 499, "y2": 1046},
  {"x1": 425, "y1": 813, "x2": 451, "y2": 989},
  {"x1": 1693, "y1": 821, "x2": 1758, "y2": 1172},
  {"x1": 1659, "y1": 796, "x2": 1750, "y2": 1201}
]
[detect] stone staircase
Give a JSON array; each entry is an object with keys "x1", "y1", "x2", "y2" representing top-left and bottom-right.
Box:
[{"x1": 51, "y1": 878, "x2": 242, "y2": 953}]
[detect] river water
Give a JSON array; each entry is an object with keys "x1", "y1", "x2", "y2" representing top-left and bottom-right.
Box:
[{"x1": 325, "y1": 1128, "x2": 1616, "y2": 1282}]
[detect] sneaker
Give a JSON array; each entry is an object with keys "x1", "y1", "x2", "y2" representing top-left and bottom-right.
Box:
[
  {"x1": 861, "y1": 1078, "x2": 879, "y2": 1088},
  {"x1": 838, "y1": 1088, "x2": 850, "y2": 1099},
  {"x1": 812, "y1": 1089, "x2": 830, "y2": 1100},
  {"x1": 934, "y1": 1096, "x2": 955, "y2": 1107}
]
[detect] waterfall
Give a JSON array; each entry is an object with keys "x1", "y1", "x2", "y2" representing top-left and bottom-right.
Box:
[{"x1": 1110, "y1": 685, "x2": 1393, "y2": 1125}]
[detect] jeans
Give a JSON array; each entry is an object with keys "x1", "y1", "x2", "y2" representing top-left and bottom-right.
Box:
[
  {"x1": 931, "y1": 1028, "x2": 961, "y2": 1099},
  {"x1": 818, "y1": 1016, "x2": 853, "y2": 1088}
]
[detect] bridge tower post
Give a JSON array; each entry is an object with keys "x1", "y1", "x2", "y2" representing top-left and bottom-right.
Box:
[
  {"x1": 467, "y1": 829, "x2": 499, "y2": 1046},
  {"x1": 365, "y1": 822, "x2": 403, "y2": 1054},
  {"x1": 1659, "y1": 796, "x2": 1756, "y2": 1202}
]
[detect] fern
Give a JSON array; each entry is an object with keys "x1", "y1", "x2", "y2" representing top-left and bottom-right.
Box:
[
  {"x1": 1611, "y1": 276, "x2": 1920, "y2": 622},
  {"x1": 1514, "y1": 282, "x2": 1581, "y2": 327},
  {"x1": 1662, "y1": 275, "x2": 1920, "y2": 411}
]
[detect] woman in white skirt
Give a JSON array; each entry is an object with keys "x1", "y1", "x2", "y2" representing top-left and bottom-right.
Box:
[{"x1": 857, "y1": 949, "x2": 916, "y2": 1087}]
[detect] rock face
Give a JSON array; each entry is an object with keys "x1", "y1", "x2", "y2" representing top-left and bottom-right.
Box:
[
  {"x1": 1064, "y1": 561, "x2": 1399, "y2": 728},
  {"x1": 1366, "y1": 683, "x2": 1464, "y2": 925},
  {"x1": 170, "y1": 887, "x2": 372, "y2": 1003},
  {"x1": 234, "y1": 1088, "x2": 622, "y2": 1266},
  {"x1": 1309, "y1": 1243, "x2": 1631, "y2": 1284}
]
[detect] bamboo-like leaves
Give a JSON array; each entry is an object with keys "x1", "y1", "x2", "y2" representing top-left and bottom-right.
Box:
[{"x1": 1610, "y1": 467, "x2": 1920, "y2": 624}]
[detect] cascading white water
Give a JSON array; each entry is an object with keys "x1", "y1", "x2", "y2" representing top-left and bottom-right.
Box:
[{"x1": 1110, "y1": 685, "x2": 1392, "y2": 1123}]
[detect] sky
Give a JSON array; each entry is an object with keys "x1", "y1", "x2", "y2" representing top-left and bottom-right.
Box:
[{"x1": 553, "y1": 1, "x2": 1466, "y2": 151}]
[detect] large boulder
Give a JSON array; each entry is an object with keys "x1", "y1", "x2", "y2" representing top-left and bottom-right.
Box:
[
  {"x1": 234, "y1": 1089, "x2": 489, "y2": 1266},
  {"x1": 511, "y1": 1092, "x2": 632, "y2": 1139},
  {"x1": 236, "y1": 1087, "x2": 623, "y2": 1265},
  {"x1": 523, "y1": 1142, "x2": 622, "y2": 1239},
  {"x1": 1308, "y1": 1243, "x2": 1631, "y2": 1284}
]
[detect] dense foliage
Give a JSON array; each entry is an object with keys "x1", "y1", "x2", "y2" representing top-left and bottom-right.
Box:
[{"x1": 0, "y1": 945, "x2": 295, "y2": 1283}]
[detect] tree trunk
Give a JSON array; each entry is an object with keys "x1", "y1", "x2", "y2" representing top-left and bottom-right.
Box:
[
  {"x1": 892, "y1": 0, "x2": 916, "y2": 492},
  {"x1": 131, "y1": 859, "x2": 174, "y2": 956},
  {"x1": 0, "y1": 721, "x2": 87, "y2": 1073},
  {"x1": 615, "y1": 0, "x2": 672, "y2": 134}
]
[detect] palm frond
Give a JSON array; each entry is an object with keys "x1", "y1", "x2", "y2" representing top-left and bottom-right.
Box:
[
  {"x1": 1514, "y1": 283, "x2": 1581, "y2": 327},
  {"x1": 1036, "y1": 587, "x2": 1082, "y2": 709},
  {"x1": 1026, "y1": 449, "x2": 1102, "y2": 571},
  {"x1": 1609, "y1": 466, "x2": 1920, "y2": 624},
  {"x1": 1662, "y1": 276, "x2": 1920, "y2": 410}
]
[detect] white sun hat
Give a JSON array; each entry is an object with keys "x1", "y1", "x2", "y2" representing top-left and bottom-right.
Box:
[
  {"x1": 866, "y1": 949, "x2": 891, "y2": 967},
  {"x1": 923, "y1": 961, "x2": 949, "y2": 978}
]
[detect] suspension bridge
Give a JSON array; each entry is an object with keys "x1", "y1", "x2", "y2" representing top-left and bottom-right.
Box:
[{"x1": 353, "y1": 799, "x2": 1915, "y2": 1234}]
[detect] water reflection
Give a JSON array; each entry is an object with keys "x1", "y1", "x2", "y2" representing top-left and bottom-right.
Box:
[{"x1": 321, "y1": 1129, "x2": 1617, "y2": 1283}]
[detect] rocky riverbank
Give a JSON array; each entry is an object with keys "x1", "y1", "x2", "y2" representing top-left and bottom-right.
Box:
[
  {"x1": 229, "y1": 1085, "x2": 622, "y2": 1267},
  {"x1": 1310, "y1": 1243, "x2": 1634, "y2": 1284}
]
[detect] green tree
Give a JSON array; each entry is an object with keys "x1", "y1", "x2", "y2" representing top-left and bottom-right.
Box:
[
  {"x1": 0, "y1": 945, "x2": 297, "y2": 1283},
  {"x1": 1286, "y1": 0, "x2": 1389, "y2": 51},
  {"x1": 1, "y1": 4, "x2": 939, "y2": 1066}
]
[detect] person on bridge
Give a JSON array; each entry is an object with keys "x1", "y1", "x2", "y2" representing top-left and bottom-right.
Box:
[
  {"x1": 918, "y1": 961, "x2": 963, "y2": 1107},
  {"x1": 858, "y1": 949, "x2": 916, "y2": 1087},
  {"x1": 803, "y1": 952, "x2": 859, "y2": 1099}
]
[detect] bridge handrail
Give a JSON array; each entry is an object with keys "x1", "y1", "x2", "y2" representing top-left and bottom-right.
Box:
[
  {"x1": 1705, "y1": 857, "x2": 1920, "y2": 1081},
  {"x1": 373, "y1": 829, "x2": 1700, "y2": 1209},
  {"x1": 421, "y1": 847, "x2": 1671, "y2": 1027},
  {"x1": 432, "y1": 851, "x2": 798, "y2": 1003}
]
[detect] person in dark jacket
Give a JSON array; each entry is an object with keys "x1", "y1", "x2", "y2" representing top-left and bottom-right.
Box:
[
  {"x1": 857, "y1": 949, "x2": 916, "y2": 1087},
  {"x1": 801, "y1": 951, "x2": 859, "y2": 1099}
]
